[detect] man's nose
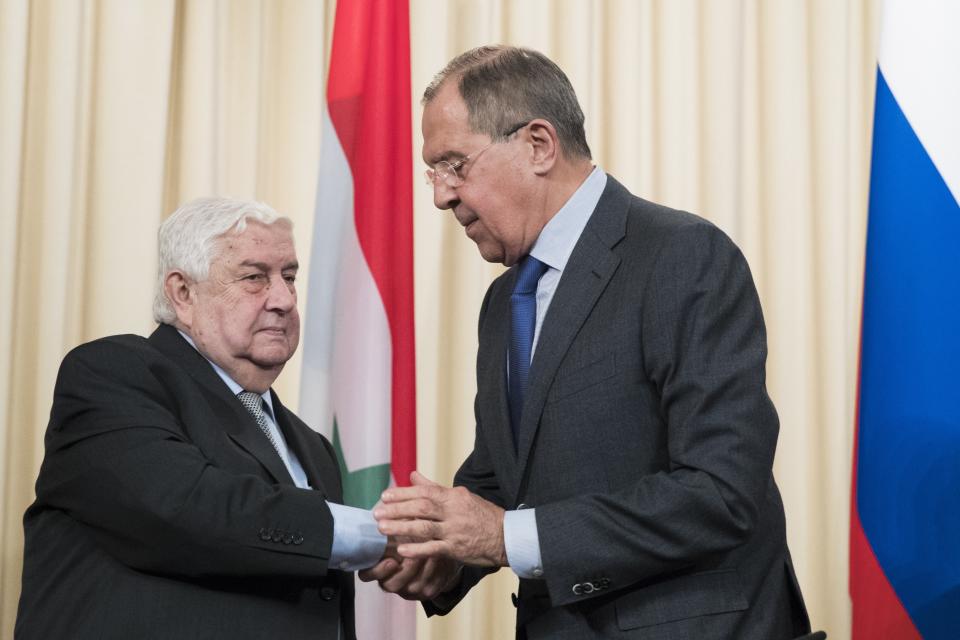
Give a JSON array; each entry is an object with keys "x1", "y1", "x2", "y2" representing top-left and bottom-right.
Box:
[
  {"x1": 265, "y1": 277, "x2": 296, "y2": 312},
  {"x1": 432, "y1": 179, "x2": 458, "y2": 211}
]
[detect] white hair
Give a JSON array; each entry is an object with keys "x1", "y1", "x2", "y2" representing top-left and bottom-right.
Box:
[{"x1": 152, "y1": 197, "x2": 292, "y2": 324}]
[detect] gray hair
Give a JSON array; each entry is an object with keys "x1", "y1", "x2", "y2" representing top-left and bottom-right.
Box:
[
  {"x1": 152, "y1": 197, "x2": 292, "y2": 324},
  {"x1": 423, "y1": 45, "x2": 591, "y2": 159}
]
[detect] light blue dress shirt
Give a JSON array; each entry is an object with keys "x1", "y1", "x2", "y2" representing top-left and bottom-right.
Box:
[
  {"x1": 502, "y1": 167, "x2": 608, "y2": 580},
  {"x1": 177, "y1": 331, "x2": 386, "y2": 571}
]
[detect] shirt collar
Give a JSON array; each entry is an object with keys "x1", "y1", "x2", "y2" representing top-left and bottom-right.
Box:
[
  {"x1": 176, "y1": 329, "x2": 276, "y2": 417},
  {"x1": 528, "y1": 166, "x2": 607, "y2": 272}
]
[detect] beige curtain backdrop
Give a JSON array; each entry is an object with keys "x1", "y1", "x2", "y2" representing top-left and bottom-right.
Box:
[{"x1": 0, "y1": 0, "x2": 879, "y2": 638}]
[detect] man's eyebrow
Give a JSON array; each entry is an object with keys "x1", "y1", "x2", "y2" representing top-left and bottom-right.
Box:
[
  {"x1": 425, "y1": 150, "x2": 464, "y2": 166},
  {"x1": 237, "y1": 260, "x2": 299, "y2": 271}
]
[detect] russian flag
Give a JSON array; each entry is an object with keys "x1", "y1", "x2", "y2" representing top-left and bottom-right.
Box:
[{"x1": 850, "y1": 1, "x2": 960, "y2": 638}]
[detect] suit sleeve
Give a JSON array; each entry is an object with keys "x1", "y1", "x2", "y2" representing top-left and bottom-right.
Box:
[
  {"x1": 36, "y1": 338, "x2": 336, "y2": 580},
  {"x1": 535, "y1": 222, "x2": 780, "y2": 607}
]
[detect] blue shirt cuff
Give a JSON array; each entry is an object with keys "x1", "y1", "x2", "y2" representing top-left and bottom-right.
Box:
[
  {"x1": 326, "y1": 501, "x2": 386, "y2": 571},
  {"x1": 503, "y1": 508, "x2": 544, "y2": 579}
]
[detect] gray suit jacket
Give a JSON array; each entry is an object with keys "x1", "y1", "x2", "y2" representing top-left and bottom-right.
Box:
[{"x1": 431, "y1": 176, "x2": 810, "y2": 639}]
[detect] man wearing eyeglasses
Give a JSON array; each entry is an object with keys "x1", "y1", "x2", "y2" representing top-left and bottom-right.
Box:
[{"x1": 365, "y1": 46, "x2": 811, "y2": 640}]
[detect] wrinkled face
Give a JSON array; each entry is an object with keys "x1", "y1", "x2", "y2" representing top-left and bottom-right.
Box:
[
  {"x1": 189, "y1": 221, "x2": 300, "y2": 376},
  {"x1": 422, "y1": 82, "x2": 538, "y2": 266}
]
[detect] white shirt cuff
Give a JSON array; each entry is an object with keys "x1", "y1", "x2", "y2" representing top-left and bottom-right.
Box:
[
  {"x1": 326, "y1": 501, "x2": 386, "y2": 571},
  {"x1": 503, "y1": 508, "x2": 544, "y2": 579}
]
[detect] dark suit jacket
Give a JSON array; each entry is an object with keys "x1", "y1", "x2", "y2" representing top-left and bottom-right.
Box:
[
  {"x1": 431, "y1": 176, "x2": 810, "y2": 639},
  {"x1": 16, "y1": 323, "x2": 353, "y2": 639}
]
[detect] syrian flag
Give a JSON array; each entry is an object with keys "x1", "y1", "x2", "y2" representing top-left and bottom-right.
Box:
[
  {"x1": 851, "y1": 1, "x2": 960, "y2": 638},
  {"x1": 299, "y1": 0, "x2": 416, "y2": 637}
]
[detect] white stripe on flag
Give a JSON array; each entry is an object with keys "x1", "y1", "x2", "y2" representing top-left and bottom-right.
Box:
[
  {"x1": 301, "y1": 109, "x2": 392, "y2": 475},
  {"x1": 301, "y1": 104, "x2": 413, "y2": 640},
  {"x1": 878, "y1": 0, "x2": 960, "y2": 201}
]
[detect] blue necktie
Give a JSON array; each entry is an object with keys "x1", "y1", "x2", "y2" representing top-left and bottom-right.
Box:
[{"x1": 509, "y1": 255, "x2": 549, "y2": 449}]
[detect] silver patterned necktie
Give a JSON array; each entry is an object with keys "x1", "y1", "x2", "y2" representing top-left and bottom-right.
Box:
[{"x1": 237, "y1": 391, "x2": 283, "y2": 457}]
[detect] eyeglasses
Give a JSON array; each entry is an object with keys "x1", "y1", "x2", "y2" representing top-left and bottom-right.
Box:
[{"x1": 424, "y1": 121, "x2": 530, "y2": 188}]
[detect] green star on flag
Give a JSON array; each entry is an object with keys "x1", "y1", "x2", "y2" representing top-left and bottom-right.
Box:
[{"x1": 331, "y1": 418, "x2": 391, "y2": 510}]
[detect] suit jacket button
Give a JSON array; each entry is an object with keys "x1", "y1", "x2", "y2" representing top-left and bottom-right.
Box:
[
  {"x1": 283, "y1": 533, "x2": 294, "y2": 544},
  {"x1": 510, "y1": 593, "x2": 519, "y2": 608},
  {"x1": 293, "y1": 533, "x2": 304, "y2": 545},
  {"x1": 517, "y1": 503, "x2": 528, "y2": 510},
  {"x1": 258, "y1": 527, "x2": 271, "y2": 541},
  {"x1": 572, "y1": 583, "x2": 583, "y2": 596},
  {"x1": 271, "y1": 529, "x2": 283, "y2": 543},
  {"x1": 320, "y1": 586, "x2": 338, "y2": 601}
]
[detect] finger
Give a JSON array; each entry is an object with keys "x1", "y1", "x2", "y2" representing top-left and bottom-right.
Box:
[
  {"x1": 379, "y1": 558, "x2": 423, "y2": 593},
  {"x1": 380, "y1": 485, "x2": 439, "y2": 503},
  {"x1": 397, "y1": 539, "x2": 450, "y2": 560},
  {"x1": 414, "y1": 557, "x2": 464, "y2": 599},
  {"x1": 357, "y1": 568, "x2": 380, "y2": 582},
  {"x1": 374, "y1": 498, "x2": 442, "y2": 521},
  {"x1": 406, "y1": 557, "x2": 447, "y2": 599},
  {"x1": 358, "y1": 558, "x2": 400, "y2": 582},
  {"x1": 377, "y1": 518, "x2": 441, "y2": 540}
]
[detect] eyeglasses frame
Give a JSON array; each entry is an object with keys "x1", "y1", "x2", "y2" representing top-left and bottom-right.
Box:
[{"x1": 424, "y1": 120, "x2": 532, "y2": 188}]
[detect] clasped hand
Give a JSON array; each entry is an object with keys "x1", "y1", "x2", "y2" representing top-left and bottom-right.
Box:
[{"x1": 359, "y1": 471, "x2": 507, "y2": 600}]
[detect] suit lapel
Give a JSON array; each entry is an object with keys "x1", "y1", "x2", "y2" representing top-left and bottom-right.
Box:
[
  {"x1": 149, "y1": 324, "x2": 294, "y2": 486},
  {"x1": 512, "y1": 178, "x2": 630, "y2": 501},
  {"x1": 270, "y1": 391, "x2": 331, "y2": 497},
  {"x1": 477, "y1": 274, "x2": 520, "y2": 494}
]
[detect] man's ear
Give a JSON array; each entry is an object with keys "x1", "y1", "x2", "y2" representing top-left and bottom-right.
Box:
[
  {"x1": 164, "y1": 271, "x2": 195, "y2": 327},
  {"x1": 526, "y1": 119, "x2": 559, "y2": 175}
]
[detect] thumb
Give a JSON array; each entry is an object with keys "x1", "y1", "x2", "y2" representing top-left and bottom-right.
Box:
[{"x1": 410, "y1": 470, "x2": 439, "y2": 487}]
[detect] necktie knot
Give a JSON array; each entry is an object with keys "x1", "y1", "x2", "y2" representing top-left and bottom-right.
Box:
[
  {"x1": 237, "y1": 391, "x2": 266, "y2": 419},
  {"x1": 238, "y1": 391, "x2": 282, "y2": 457},
  {"x1": 513, "y1": 255, "x2": 548, "y2": 295}
]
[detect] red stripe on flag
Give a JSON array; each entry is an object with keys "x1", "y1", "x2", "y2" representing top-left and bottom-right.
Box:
[
  {"x1": 850, "y1": 514, "x2": 922, "y2": 639},
  {"x1": 850, "y1": 334, "x2": 921, "y2": 640},
  {"x1": 326, "y1": 0, "x2": 416, "y2": 486}
]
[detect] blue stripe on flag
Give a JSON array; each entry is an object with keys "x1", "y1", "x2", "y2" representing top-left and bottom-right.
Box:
[{"x1": 858, "y1": 68, "x2": 960, "y2": 638}]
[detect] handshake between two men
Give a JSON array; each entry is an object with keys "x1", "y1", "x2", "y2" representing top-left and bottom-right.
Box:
[
  {"x1": 16, "y1": 44, "x2": 811, "y2": 640},
  {"x1": 363, "y1": 471, "x2": 507, "y2": 601}
]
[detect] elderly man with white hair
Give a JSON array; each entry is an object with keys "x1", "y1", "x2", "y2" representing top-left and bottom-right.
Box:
[{"x1": 16, "y1": 197, "x2": 389, "y2": 639}]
